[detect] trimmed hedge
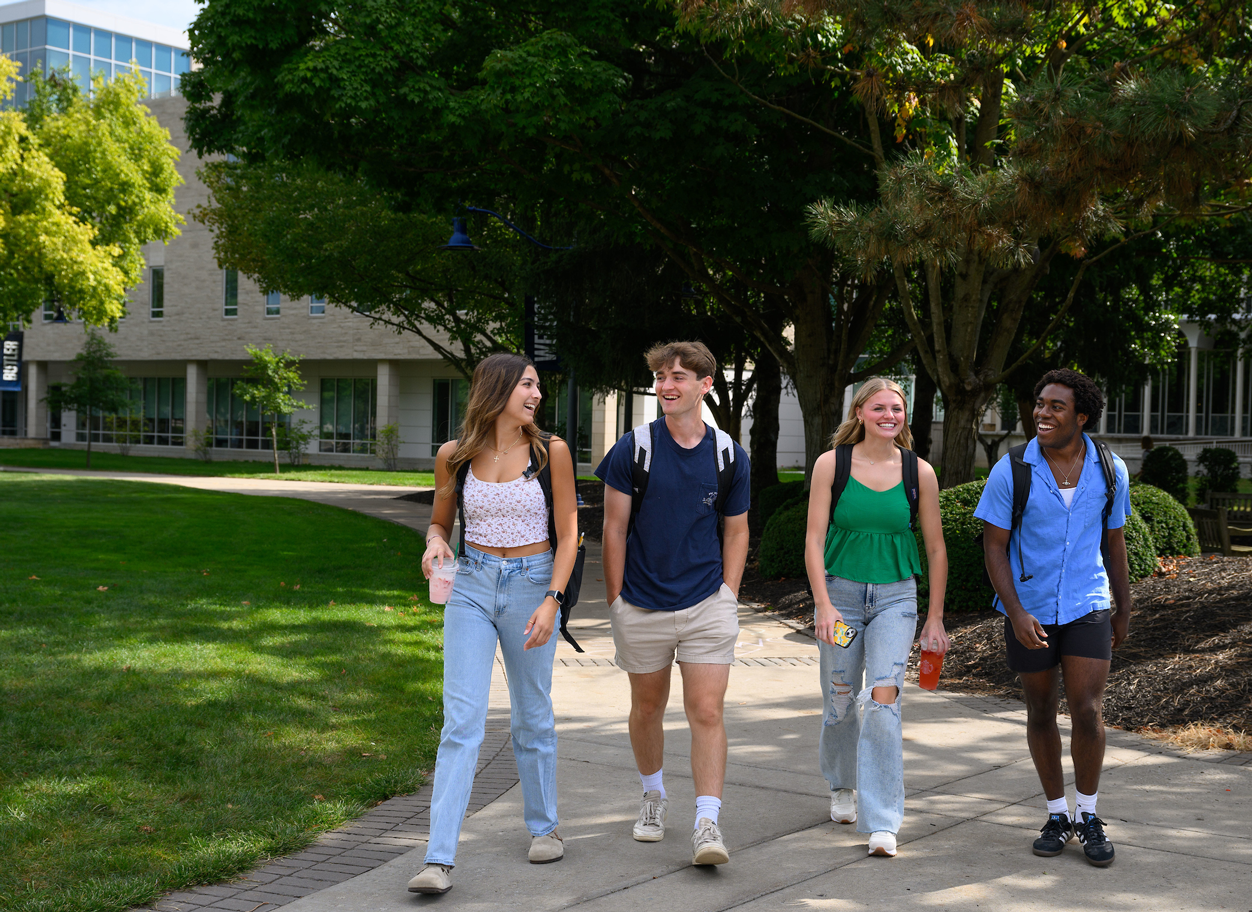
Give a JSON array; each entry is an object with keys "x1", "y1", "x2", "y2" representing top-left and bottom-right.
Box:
[
  {"x1": 758, "y1": 499, "x2": 808, "y2": 579},
  {"x1": 1140, "y1": 445, "x2": 1188, "y2": 504},
  {"x1": 916, "y1": 479, "x2": 992, "y2": 613},
  {"x1": 1122, "y1": 510, "x2": 1158, "y2": 582},
  {"x1": 1195, "y1": 446, "x2": 1241, "y2": 498},
  {"x1": 759, "y1": 480, "x2": 806, "y2": 529},
  {"x1": 1129, "y1": 483, "x2": 1200, "y2": 557}
]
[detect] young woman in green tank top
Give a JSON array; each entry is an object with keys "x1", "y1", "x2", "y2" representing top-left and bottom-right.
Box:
[{"x1": 803, "y1": 378, "x2": 950, "y2": 858}]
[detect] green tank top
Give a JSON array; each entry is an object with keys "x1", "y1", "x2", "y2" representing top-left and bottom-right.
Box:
[{"x1": 824, "y1": 477, "x2": 922, "y2": 584}]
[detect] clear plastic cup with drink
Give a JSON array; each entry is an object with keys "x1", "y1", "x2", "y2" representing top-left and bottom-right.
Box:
[
  {"x1": 918, "y1": 646, "x2": 944, "y2": 690},
  {"x1": 428, "y1": 559, "x2": 458, "y2": 605}
]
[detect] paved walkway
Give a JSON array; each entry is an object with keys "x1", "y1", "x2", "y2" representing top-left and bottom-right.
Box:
[{"x1": 9, "y1": 467, "x2": 1251, "y2": 912}]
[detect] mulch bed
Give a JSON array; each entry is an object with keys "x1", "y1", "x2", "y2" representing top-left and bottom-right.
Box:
[{"x1": 740, "y1": 555, "x2": 1252, "y2": 735}]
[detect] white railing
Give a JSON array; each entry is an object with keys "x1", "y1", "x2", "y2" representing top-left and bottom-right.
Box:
[{"x1": 1099, "y1": 437, "x2": 1252, "y2": 462}]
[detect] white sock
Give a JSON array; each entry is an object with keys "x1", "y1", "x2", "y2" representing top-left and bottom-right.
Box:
[
  {"x1": 694, "y1": 795, "x2": 721, "y2": 828},
  {"x1": 640, "y1": 768, "x2": 665, "y2": 800},
  {"x1": 1046, "y1": 796, "x2": 1070, "y2": 818},
  {"x1": 1075, "y1": 789, "x2": 1097, "y2": 820}
]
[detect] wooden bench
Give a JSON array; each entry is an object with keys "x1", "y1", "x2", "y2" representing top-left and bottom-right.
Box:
[
  {"x1": 1187, "y1": 506, "x2": 1252, "y2": 556},
  {"x1": 1207, "y1": 491, "x2": 1252, "y2": 534}
]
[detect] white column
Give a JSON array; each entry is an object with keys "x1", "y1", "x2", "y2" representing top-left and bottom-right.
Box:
[
  {"x1": 377, "y1": 360, "x2": 399, "y2": 433},
  {"x1": 590, "y1": 390, "x2": 617, "y2": 468},
  {"x1": 1099, "y1": 391, "x2": 1108, "y2": 436},
  {"x1": 1187, "y1": 344, "x2": 1199, "y2": 437},
  {"x1": 185, "y1": 361, "x2": 208, "y2": 447},
  {"x1": 1142, "y1": 376, "x2": 1152, "y2": 436},
  {"x1": 25, "y1": 360, "x2": 47, "y2": 439}
]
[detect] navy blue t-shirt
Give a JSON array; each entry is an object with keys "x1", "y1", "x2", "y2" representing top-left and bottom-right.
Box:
[{"x1": 595, "y1": 419, "x2": 751, "y2": 611}]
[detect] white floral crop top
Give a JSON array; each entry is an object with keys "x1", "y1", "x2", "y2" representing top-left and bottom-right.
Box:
[{"x1": 462, "y1": 466, "x2": 549, "y2": 548}]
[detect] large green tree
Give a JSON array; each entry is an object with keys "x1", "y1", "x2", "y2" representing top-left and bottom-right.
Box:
[
  {"x1": 183, "y1": 0, "x2": 914, "y2": 477},
  {"x1": 0, "y1": 62, "x2": 182, "y2": 325},
  {"x1": 685, "y1": 0, "x2": 1252, "y2": 483}
]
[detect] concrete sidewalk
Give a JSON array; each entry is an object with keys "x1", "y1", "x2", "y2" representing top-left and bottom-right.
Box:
[{"x1": 8, "y1": 467, "x2": 1250, "y2": 911}]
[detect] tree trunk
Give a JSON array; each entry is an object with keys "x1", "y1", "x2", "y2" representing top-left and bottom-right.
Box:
[
  {"x1": 910, "y1": 365, "x2": 937, "y2": 460},
  {"x1": 272, "y1": 423, "x2": 281, "y2": 475},
  {"x1": 789, "y1": 280, "x2": 842, "y2": 482},
  {"x1": 748, "y1": 347, "x2": 781, "y2": 518},
  {"x1": 937, "y1": 392, "x2": 991, "y2": 487},
  {"x1": 1017, "y1": 396, "x2": 1037, "y2": 439},
  {"x1": 85, "y1": 419, "x2": 92, "y2": 469}
]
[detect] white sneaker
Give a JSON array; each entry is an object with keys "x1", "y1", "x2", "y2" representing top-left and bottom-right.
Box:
[
  {"x1": 633, "y1": 789, "x2": 668, "y2": 841},
  {"x1": 829, "y1": 788, "x2": 856, "y2": 824},
  {"x1": 407, "y1": 863, "x2": 453, "y2": 893},
  {"x1": 691, "y1": 817, "x2": 730, "y2": 865},
  {"x1": 868, "y1": 831, "x2": 897, "y2": 857}
]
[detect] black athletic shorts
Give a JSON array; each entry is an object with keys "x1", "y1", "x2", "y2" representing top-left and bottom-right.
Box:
[{"x1": 1004, "y1": 609, "x2": 1112, "y2": 673}]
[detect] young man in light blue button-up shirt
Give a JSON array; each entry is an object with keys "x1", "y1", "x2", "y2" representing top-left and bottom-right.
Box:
[{"x1": 976, "y1": 369, "x2": 1133, "y2": 868}]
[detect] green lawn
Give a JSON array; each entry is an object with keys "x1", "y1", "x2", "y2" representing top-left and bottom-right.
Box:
[
  {"x1": 0, "y1": 475, "x2": 443, "y2": 912},
  {"x1": 0, "y1": 448, "x2": 435, "y2": 487}
]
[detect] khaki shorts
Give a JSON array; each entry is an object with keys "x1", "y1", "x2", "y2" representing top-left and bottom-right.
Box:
[{"x1": 610, "y1": 584, "x2": 740, "y2": 674}]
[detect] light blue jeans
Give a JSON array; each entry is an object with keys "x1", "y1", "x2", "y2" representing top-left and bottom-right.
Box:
[
  {"x1": 818, "y1": 575, "x2": 917, "y2": 835},
  {"x1": 424, "y1": 545, "x2": 559, "y2": 867}
]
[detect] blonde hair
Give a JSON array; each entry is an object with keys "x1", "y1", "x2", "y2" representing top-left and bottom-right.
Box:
[
  {"x1": 829, "y1": 377, "x2": 914, "y2": 450},
  {"x1": 645, "y1": 340, "x2": 717, "y2": 379},
  {"x1": 439, "y1": 353, "x2": 549, "y2": 497}
]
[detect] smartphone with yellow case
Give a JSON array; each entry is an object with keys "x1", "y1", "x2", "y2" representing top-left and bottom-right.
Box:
[{"x1": 832, "y1": 620, "x2": 858, "y2": 648}]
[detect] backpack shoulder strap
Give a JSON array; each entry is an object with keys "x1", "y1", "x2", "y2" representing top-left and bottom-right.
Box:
[
  {"x1": 712, "y1": 427, "x2": 736, "y2": 516},
  {"x1": 628, "y1": 421, "x2": 656, "y2": 536},
  {"x1": 899, "y1": 445, "x2": 920, "y2": 530},
  {"x1": 529, "y1": 436, "x2": 557, "y2": 548},
  {"x1": 454, "y1": 459, "x2": 472, "y2": 557},
  {"x1": 829, "y1": 444, "x2": 854, "y2": 525},
  {"x1": 1092, "y1": 438, "x2": 1117, "y2": 561},
  {"x1": 1007, "y1": 443, "x2": 1032, "y2": 532}
]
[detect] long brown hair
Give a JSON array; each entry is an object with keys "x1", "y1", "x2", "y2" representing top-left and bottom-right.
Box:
[
  {"x1": 440, "y1": 353, "x2": 549, "y2": 497},
  {"x1": 829, "y1": 377, "x2": 914, "y2": 450}
]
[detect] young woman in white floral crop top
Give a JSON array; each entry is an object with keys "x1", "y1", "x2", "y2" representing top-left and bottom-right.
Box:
[{"x1": 408, "y1": 354, "x2": 579, "y2": 895}]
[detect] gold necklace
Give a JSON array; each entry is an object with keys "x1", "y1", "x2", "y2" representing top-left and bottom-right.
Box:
[
  {"x1": 1044, "y1": 445, "x2": 1084, "y2": 488},
  {"x1": 489, "y1": 429, "x2": 524, "y2": 463}
]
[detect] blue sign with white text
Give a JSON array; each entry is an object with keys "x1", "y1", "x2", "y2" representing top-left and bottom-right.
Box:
[{"x1": 0, "y1": 332, "x2": 22, "y2": 392}]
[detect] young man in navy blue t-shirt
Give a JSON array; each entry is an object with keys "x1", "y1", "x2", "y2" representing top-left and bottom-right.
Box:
[{"x1": 596, "y1": 341, "x2": 750, "y2": 866}]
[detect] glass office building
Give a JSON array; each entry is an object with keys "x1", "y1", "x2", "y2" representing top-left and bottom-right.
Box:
[{"x1": 0, "y1": 0, "x2": 189, "y2": 107}]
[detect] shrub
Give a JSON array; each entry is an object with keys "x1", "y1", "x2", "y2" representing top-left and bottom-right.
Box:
[
  {"x1": 1129, "y1": 484, "x2": 1200, "y2": 557},
  {"x1": 277, "y1": 419, "x2": 317, "y2": 467},
  {"x1": 759, "y1": 480, "x2": 806, "y2": 529},
  {"x1": 1122, "y1": 510, "x2": 1158, "y2": 581},
  {"x1": 187, "y1": 427, "x2": 212, "y2": 462},
  {"x1": 375, "y1": 423, "x2": 401, "y2": 471},
  {"x1": 758, "y1": 499, "x2": 808, "y2": 579},
  {"x1": 1140, "y1": 445, "x2": 1188, "y2": 504},
  {"x1": 917, "y1": 477, "x2": 1160, "y2": 611},
  {"x1": 1194, "y1": 446, "x2": 1241, "y2": 500}
]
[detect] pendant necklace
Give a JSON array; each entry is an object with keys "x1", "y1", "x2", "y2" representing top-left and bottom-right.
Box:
[
  {"x1": 1044, "y1": 446, "x2": 1083, "y2": 488},
  {"x1": 490, "y1": 429, "x2": 524, "y2": 463}
]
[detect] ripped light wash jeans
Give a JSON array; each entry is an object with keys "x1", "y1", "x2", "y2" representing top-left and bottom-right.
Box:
[
  {"x1": 424, "y1": 545, "x2": 559, "y2": 867},
  {"x1": 818, "y1": 575, "x2": 917, "y2": 835}
]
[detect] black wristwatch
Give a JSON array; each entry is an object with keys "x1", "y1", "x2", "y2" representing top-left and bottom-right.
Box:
[{"x1": 545, "y1": 589, "x2": 565, "y2": 606}]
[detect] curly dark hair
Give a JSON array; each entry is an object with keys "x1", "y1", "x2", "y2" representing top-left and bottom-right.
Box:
[{"x1": 1033, "y1": 369, "x2": 1104, "y2": 430}]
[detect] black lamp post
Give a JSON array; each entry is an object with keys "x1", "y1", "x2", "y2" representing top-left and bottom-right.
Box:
[{"x1": 439, "y1": 207, "x2": 580, "y2": 460}]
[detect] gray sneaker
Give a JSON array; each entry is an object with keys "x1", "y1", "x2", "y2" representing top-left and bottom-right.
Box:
[
  {"x1": 633, "y1": 790, "x2": 668, "y2": 842},
  {"x1": 829, "y1": 788, "x2": 856, "y2": 824},
  {"x1": 528, "y1": 830, "x2": 564, "y2": 864},
  {"x1": 691, "y1": 818, "x2": 729, "y2": 865},
  {"x1": 407, "y1": 863, "x2": 452, "y2": 894}
]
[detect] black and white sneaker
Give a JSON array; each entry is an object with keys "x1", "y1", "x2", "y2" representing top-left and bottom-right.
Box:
[
  {"x1": 1031, "y1": 813, "x2": 1074, "y2": 857},
  {"x1": 1074, "y1": 812, "x2": 1115, "y2": 867}
]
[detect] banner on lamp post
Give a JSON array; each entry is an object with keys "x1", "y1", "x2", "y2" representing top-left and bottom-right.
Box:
[
  {"x1": 524, "y1": 295, "x2": 562, "y2": 371},
  {"x1": 0, "y1": 331, "x2": 22, "y2": 392}
]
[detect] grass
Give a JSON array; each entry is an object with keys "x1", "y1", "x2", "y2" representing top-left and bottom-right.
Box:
[
  {"x1": 0, "y1": 475, "x2": 443, "y2": 912},
  {"x1": 0, "y1": 448, "x2": 435, "y2": 487}
]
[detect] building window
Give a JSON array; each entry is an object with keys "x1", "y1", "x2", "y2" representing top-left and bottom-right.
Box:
[
  {"x1": 320, "y1": 378, "x2": 376, "y2": 453},
  {"x1": 207, "y1": 378, "x2": 288, "y2": 450},
  {"x1": 43, "y1": 300, "x2": 55, "y2": 322},
  {"x1": 309, "y1": 294, "x2": 326, "y2": 316},
  {"x1": 75, "y1": 377, "x2": 186, "y2": 446},
  {"x1": 48, "y1": 384, "x2": 61, "y2": 441},
  {"x1": 265, "y1": 290, "x2": 281, "y2": 317},
  {"x1": 223, "y1": 269, "x2": 238, "y2": 317},
  {"x1": 1, "y1": 390, "x2": 19, "y2": 436},
  {"x1": 149, "y1": 266, "x2": 164, "y2": 319},
  {"x1": 431, "y1": 378, "x2": 468, "y2": 457}
]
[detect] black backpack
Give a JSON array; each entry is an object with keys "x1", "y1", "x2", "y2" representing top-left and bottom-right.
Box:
[
  {"x1": 977, "y1": 440, "x2": 1118, "y2": 585},
  {"x1": 455, "y1": 435, "x2": 586, "y2": 653},
  {"x1": 627, "y1": 419, "x2": 738, "y2": 539},
  {"x1": 828, "y1": 444, "x2": 920, "y2": 529}
]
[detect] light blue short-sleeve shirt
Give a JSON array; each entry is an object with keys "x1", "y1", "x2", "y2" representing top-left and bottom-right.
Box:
[{"x1": 974, "y1": 434, "x2": 1132, "y2": 624}]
